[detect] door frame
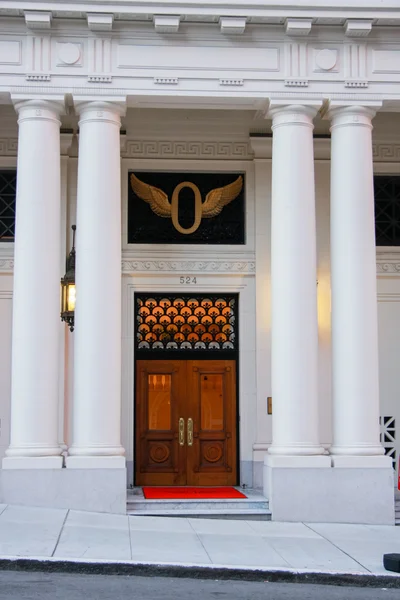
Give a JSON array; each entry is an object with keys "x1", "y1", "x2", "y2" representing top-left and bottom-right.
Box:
[
  {"x1": 133, "y1": 292, "x2": 240, "y2": 487},
  {"x1": 121, "y1": 277, "x2": 257, "y2": 490}
]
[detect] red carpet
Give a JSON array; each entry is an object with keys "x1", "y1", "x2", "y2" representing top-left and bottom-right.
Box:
[{"x1": 143, "y1": 486, "x2": 247, "y2": 500}]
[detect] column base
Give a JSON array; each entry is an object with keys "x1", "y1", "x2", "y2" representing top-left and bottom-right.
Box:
[
  {"x1": 66, "y1": 456, "x2": 126, "y2": 469},
  {"x1": 2, "y1": 456, "x2": 63, "y2": 469},
  {"x1": 0, "y1": 468, "x2": 127, "y2": 514},
  {"x1": 330, "y1": 445, "x2": 385, "y2": 456},
  {"x1": 264, "y1": 455, "x2": 394, "y2": 524},
  {"x1": 331, "y1": 455, "x2": 392, "y2": 468},
  {"x1": 267, "y1": 445, "x2": 326, "y2": 456}
]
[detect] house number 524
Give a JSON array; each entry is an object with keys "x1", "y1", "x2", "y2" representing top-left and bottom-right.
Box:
[{"x1": 180, "y1": 276, "x2": 197, "y2": 284}]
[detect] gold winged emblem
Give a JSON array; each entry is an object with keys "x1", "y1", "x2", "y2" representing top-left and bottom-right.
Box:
[{"x1": 130, "y1": 173, "x2": 243, "y2": 235}]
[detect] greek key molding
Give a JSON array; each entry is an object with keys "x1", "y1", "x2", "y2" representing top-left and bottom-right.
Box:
[
  {"x1": 0, "y1": 139, "x2": 18, "y2": 156},
  {"x1": 122, "y1": 140, "x2": 252, "y2": 160},
  {"x1": 122, "y1": 260, "x2": 255, "y2": 273},
  {"x1": 373, "y1": 144, "x2": 400, "y2": 162}
]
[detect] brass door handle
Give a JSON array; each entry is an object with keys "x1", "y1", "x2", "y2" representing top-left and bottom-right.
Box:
[
  {"x1": 187, "y1": 418, "x2": 193, "y2": 446},
  {"x1": 179, "y1": 418, "x2": 185, "y2": 446}
]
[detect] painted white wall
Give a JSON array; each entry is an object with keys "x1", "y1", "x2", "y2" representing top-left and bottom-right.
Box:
[{"x1": 377, "y1": 276, "x2": 400, "y2": 482}]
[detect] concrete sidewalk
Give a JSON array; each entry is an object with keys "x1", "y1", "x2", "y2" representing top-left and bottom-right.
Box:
[{"x1": 0, "y1": 504, "x2": 399, "y2": 585}]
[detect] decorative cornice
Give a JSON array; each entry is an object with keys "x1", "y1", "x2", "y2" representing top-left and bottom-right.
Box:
[
  {"x1": 121, "y1": 140, "x2": 252, "y2": 160},
  {"x1": 122, "y1": 260, "x2": 255, "y2": 273}
]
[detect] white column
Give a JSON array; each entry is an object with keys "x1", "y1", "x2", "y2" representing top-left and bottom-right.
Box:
[
  {"x1": 329, "y1": 105, "x2": 386, "y2": 461},
  {"x1": 268, "y1": 105, "x2": 324, "y2": 457},
  {"x1": 66, "y1": 101, "x2": 125, "y2": 468},
  {"x1": 3, "y1": 100, "x2": 63, "y2": 468}
]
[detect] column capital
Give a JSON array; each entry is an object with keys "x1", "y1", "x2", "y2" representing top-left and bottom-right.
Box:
[
  {"x1": 12, "y1": 98, "x2": 64, "y2": 125},
  {"x1": 267, "y1": 103, "x2": 321, "y2": 130},
  {"x1": 74, "y1": 100, "x2": 126, "y2": 127},
  {"x1": 324, "y1": 102, "x2": 382, "y2": 130}
]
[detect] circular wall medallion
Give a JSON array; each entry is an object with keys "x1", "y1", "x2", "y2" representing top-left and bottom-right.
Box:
[
  {"x1": 58, "y1": 43, "x2": 81, "y2": 65},
  {"x1": 315, "y1": 49, "x2": 337, "y2": 71}
]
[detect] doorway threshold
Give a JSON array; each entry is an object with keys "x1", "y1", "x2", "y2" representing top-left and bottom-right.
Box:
[{"x1": 127, "y1": 487, "x2": 271, "y2": 521}]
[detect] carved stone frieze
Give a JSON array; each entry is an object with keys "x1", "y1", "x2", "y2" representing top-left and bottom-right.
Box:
[
  {"x1": 2, "y1": 253, "x2": 400, "y2": 275},
  {"x1": 122, "y1": 140, "x2": 252, "y2": 159},
  {"x1": 373, "y1": 144, "x2": 400, "y2": 162},
  {"x1": 121, "y1": 260, "x2": 255, "y2": 273},
  {"x1": 0, "y1": 139, "x2": 18, "y2": 156},
  {"x1": 376, "y1": 251, "x2": 400, "y2": 275},
  {"x1": 377, "y1": 261, "x2": 400, "y2": 274},
  {"x1": 0, "y1": 258, "x2": 14, "y2": 272}
]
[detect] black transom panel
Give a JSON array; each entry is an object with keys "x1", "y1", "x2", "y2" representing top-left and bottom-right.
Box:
[
  {"x1": 0, "y1": 170, "x2": 17, "y2": 241},
  {"x1": 128, "y1": 171, "x2": 245, "y2": 245},
  {"x1": 374, "y1": 175, "x2": 400, "y2": 246}
]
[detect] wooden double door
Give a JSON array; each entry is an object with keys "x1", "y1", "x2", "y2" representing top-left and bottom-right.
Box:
[{"x1": 135, "y1": 359, "x2": 237, "y2": 486}]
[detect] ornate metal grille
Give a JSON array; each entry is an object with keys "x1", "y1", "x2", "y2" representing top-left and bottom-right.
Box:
[
  {"x1": 135, "y1": 294, "x2": 237, "y2": 353},
  {"x1": 0, "y1": 170, "x2": 17, "y2": 241},
  {"x1": 380, "y1": 415, "x2": 397, "y2": 471},
  {"x1": 374, "y1": 176, "x2": 400, "y2": 246}
]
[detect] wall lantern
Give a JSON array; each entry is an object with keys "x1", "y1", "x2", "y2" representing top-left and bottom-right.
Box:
[{"x1": 61, "y1": 225, "x2": 76, "y2": 332}]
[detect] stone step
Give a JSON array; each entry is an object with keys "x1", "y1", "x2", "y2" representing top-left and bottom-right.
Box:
[
  {"x1": 128, "y1": 508, "x2": 272, "y2": 520},
  {"x1": 127, "y1": 488, "x2": 271, "y2": 520}
]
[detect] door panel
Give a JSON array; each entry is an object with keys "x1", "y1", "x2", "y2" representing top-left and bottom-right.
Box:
[
  {"x1": 187, "y1": 361, "x2": 237, "y2": 486},
  {"x1": 136, "y1": 360, "x2": 187, "y2": 485},
  {"x1": 135, "y1": 359, "x2": 237, "y2": 486}
]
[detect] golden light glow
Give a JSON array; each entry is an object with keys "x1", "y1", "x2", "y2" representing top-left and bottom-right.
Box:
[
  {"x1": 317, "y1": 274, "x2": 331, "y2": 337},
  {"x1": 68, "y1": 284, "x2": 76, "y2": 312}
]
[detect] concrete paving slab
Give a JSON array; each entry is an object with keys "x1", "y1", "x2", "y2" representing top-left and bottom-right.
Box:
[
  {"x1": 0, "y1": 505, "x2": 67, "y2": 557},
  {"x1": 131, "y1": 528, "x2": 211, "y2": 564},
  {"x1": 54, "y1": 510, "x2": 131, "y2": 561},
  {"x1": 266, "y1": 536, "x2": 369, "y2": 572},
  {"x1": 196, "y1": 532, "x2": 290, "y2": 568},
  {"x1": 247, "y1": 521, "x2": 321, "y2": 538}
]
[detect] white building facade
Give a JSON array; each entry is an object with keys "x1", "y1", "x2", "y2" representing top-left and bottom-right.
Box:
[{"x1": 0, "y1": 0, "x2": 399, "y2": 524}]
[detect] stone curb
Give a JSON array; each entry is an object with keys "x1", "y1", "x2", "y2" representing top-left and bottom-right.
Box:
[{"x1": 0, "y1": 557, "x2": 399, "y2": 588}]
